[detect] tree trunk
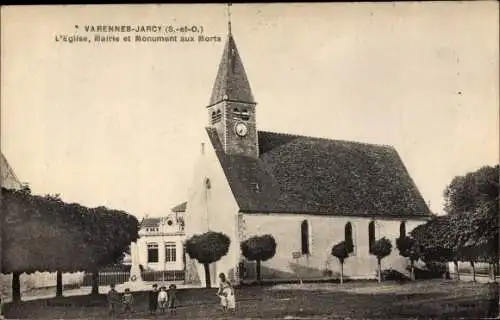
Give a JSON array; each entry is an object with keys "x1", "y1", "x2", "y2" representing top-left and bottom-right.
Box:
[
  {"x1": 340, "y1": 262, "x2": 344, "y2": 285},
  {"x1": 203, "y1": 263, "x2": 211, "y2": 288},
  {"x1": 470, "y1": 261, "x2": 476, "y2": 282},
  {"x1": 256, "y1": 260, "x2": 261, "y2": 283},
  {"x1": 377, "y1": 259, "x2": 382, "y2": 283},
  {"x1": 91, "y1": 270, "x2": 99, "y2": 296},
  {"x1": 454, "y1": 260, "x2": 460, "y2": 280},
  {"x1": 12, "y1": 272, "x2": 21, "y2": 303},
  {"x1": 410, "y1": 260, "x2": 415, "y2": 281},
  {"x1": 56, "y1": 271, "x2": 63, "y2": 297}
]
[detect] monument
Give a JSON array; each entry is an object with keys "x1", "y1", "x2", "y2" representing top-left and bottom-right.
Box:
[{"x1": 119, "y1": 242, "x2": 146, "y2": 291}]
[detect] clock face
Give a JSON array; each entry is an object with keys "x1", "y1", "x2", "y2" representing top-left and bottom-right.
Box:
[{"x1": 235, "y1": 122, "x2": 248, "y2": 137}]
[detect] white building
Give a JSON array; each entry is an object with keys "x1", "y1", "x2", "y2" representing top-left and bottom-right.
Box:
[
  {"x1": 136, "y1": 202, "x2": 187, "y2": 272},
  {"x1": 183, "y1": 28, "x2": 432, "y2": 287}
]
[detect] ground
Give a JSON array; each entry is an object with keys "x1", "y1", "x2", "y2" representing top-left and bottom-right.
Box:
[{"x1": 3, "y1": 280, "x2": 497, "y2": 319}]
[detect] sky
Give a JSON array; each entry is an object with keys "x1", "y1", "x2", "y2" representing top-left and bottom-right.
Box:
[{"x1": 1, "y1": 3, "x2": 498, "y2": 218}]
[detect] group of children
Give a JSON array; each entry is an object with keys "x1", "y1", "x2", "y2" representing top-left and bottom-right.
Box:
[
  {"x1": 149, "y1": 284, "x2": 178, "y2": 315},
  {"x1": 107, "y1": 283, "x2": 177, "y2": 318},
  {"x1": 106, "y1": 273, "x2": 234, "y2": 318}
]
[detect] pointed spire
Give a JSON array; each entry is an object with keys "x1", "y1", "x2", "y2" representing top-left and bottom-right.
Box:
[
  {"x1": 208, "y1": 6, "x2": 255, "y2": 107},
  {"x1": 227, "y1": 3, "x2": 232, "y2": 35}
]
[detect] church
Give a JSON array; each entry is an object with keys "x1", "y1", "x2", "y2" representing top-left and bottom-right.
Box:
[{"x1": 183, "y1": 25, "x2": 432, "y2": 287}]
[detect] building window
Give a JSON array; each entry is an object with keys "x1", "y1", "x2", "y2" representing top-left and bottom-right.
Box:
[
  {"x1": 147, "y1": 243, "x2": 159, "y2": 263},
  {"x1": 211, "y1": 109, "x2": 222, "y2": 124},
  {"x1": 368, "y1": 221, "x2": 375, "y2": 254},
  {"x1": 232, "y1": 107, "x2": 250, "y2": 121},
  {"x1": 301, "y1": 220, "x2": 310, "y2": 255},
  {"x1": 205, "y1": 178, "x2": 211, "y2": 189},
  {"x1": 399, "y1": 221, "x2": 406, "y2": 239},
  {"x1": 345, "y1": 222, "x2": 354, "y2": 254},
  {"x1": 165, "y1": 242, "x2": 176, "y2": 262}
]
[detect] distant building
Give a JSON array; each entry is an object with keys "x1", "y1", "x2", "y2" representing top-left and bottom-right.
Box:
[{"x1": 136, "y1": 202, "x2": 187, "y2": 272}]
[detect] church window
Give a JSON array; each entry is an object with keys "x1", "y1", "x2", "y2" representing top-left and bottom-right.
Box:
[
  {"x1": 345, "y1": 222, "x2": 354, "y2": 254},
  {"x1": 368, "y1": 221, "x2": 375, "y2": 254},
  {"x1": 147, "y1": 243, "x2": 159, "y2": 263},
  {"x1": 205, "y1": 178, "x2": 211, "y2": 189},
  {"x1": 211, "y1": 109, "x2": 222, "y2": 124},
  {"x1": 241, "y1": 108, "x2": 250, "y2": 121},
  {"x1": 301, "y1": 220, "x2": 310, "y2": 255},
  {"x1": 165, "y1": 242, "x2": 177, "y2": 262},
  {"x1": 399, "y1": 221, "x2": 406, "y2": 239},
  {"x1": 232, "y1": 107, "x2": 250, "y2": 121}
]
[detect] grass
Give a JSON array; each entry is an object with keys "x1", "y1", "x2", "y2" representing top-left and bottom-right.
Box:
[{"x1": 2, "y1": 279, "x2": 498, "y2": 319}]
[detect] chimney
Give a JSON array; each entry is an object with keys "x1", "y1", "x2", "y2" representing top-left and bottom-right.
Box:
[{"x1": 201, "y1": 142, "x2": 205, "y2": 155}]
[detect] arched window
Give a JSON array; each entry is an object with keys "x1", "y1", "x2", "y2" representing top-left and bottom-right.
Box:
[
  {"x1": 368, "y1": 221, "x2": 375, "y2": 253},
  {"x1": 345, "y1": 222, "x2": 354, "y2": 253},
  {"x1": 399, "y1": 221, "x2": 406, "y2": 239},
  {"x1": 211, "y1": 109, "x2": 222, "y2": 124},
  {"x1": 205, "y1": 178, "x2": 211, "y2": 189},
  {"x1": 301, "y1": 220, "x2": 310, "y2": 255}
]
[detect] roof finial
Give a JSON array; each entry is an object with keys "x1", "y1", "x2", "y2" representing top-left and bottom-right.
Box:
[{"x1": 227, "y1": 3, "x2": 232, "y2": 35}]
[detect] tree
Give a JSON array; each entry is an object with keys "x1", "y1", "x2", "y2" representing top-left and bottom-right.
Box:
[
  {"x1": 331, "y1": 241, "x2": 350, "y2": 284},
  {"x1": 442, "y1": 165, "x2": 499, "y2": 279},
  {"x1": 240, "y1": 235, "x2": 277, "y2": 283},
  {"x1": 411, "y1": 215, "x2": 458, "y2": 278},
  {"x1": 395, "y1": 236, "x2": 420, "y2": 280},
  {"x1": 444, "y1": 165, "x2": 498, "y2": 215},
  {"x1": 1, "y1": 187, "x2": 139, "y2": 301},
  {"x1": 185, "y1": 231, "x2": 230, "y2": 288},
  {"x1": 370, "y1": 237, "x2": 392, "y2": 283}
]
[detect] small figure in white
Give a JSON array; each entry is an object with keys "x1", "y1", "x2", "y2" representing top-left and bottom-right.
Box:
[
  {"x1": 157, "y1": 286, "x2": 168, "y2": 313},
  {"x1": 217, "y1": 273, "x2": 236, "y2": 313}
]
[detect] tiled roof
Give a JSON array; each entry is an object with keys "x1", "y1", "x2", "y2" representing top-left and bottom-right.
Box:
[
  {"x1": 171, "y1": 201, "x2": 187, "y2": 213},
  {"x1": 140, "y1": 217, "x2": 161, "y2": 228},
  {"x1": 208, "y1": 34, "x2": 255, "y2": 106},
  {"x1": 206, "y1": 128, "x2": 431, "y2": 218}
]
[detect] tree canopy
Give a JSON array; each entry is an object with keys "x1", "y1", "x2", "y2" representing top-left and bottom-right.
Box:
[
  {"x1": 331, "y1": 241, "x2": 350, "y2": 264},
  {"x1": 370, "y1": 237, "x2": 392, "y2": 261},
  {"x1": 444, "y1": 165, "x2": 498, "y2": 215},
  {"x1": 396, "y1": 236, "x2": 420, "y2": 262},
  {"x1": 241, "y1": 235, "x2": 277, "y2": 262},
  {"x1": 410, "y1": 165, "x2": 499, "y2": 280},
  {"x1": 1, "y1": 187, "x2": 139, "y2": 274},
  {"x1": 185, "y1": 231, "x2": 231, "y2": 265}
]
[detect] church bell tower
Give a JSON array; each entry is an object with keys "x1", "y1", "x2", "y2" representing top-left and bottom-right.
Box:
[{"x1": 206, "y1": 15, "x2": 258, "y2": 158}]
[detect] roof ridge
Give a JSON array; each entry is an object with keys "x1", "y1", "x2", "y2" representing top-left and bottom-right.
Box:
[{"x1": 258, "y1": 130, "x2": 396, "y2": 150}]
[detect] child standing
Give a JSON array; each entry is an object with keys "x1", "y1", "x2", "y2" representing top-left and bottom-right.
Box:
[
  {"x1": 157, "y1": 286, "x2": 168, "y2": 313},
  {"x1": 107, "y1": 284, "x2": 120, "y2": 319},
  {"x1": 122, "y1": 288, "x2": 134, "y2": 318},
  {"x1": 217, "y1": 273, "x2": 236, "y2": 312},
  {"x1": 148, "y1": 284, "x2": 159, "y2": 314},
  {"x1": 167, "y1": 284, "x2": 178, "y2": 315}
]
